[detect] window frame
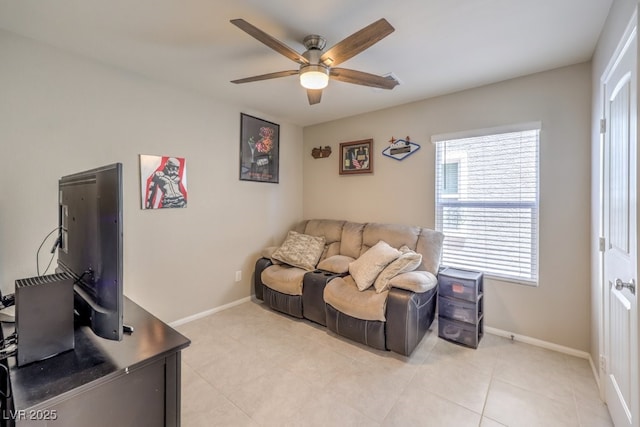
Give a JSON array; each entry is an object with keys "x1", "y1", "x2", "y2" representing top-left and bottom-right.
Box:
[{"x1": 432, "y1": 122, "x2": 541, "y2": 285}]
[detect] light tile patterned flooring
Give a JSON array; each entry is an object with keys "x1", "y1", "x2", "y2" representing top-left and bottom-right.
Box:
[{"x1": 176, "y1": 300, "x2": 613, "y2": 427}]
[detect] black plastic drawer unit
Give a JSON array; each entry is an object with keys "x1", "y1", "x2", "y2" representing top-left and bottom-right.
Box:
[
  {"x1": 437, "y1": 268, "x2": 484, "y2": 349},
  {"x1": 439, "y1": 295, "x2": 482, "y2": 324},
  {"x1": 438, "y1": 316, "x2": 483, "y2": 349},
  {"x1": 438, "y1": 268, "x2": 483, "y2": 302}
]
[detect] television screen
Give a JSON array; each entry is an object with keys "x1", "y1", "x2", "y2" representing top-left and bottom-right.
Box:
[{"x1": 57, "y1": 163, "x2": 123, "y2": 341}]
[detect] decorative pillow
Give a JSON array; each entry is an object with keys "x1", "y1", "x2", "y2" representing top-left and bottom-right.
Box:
[
  {"x1": 388, "y1": 270, "x2": 438, "y2": 293},
  {"x1": 349, "y1": 240, "x2": 401, "y2": 291},
  {"x1": 271, "y1": 231, "x2": 326, "y2": 271},
  {"x1": 317, "y1": 255, "x2": 355, "y2": 274},
  {"x1": 373, "y1": 247, "x2": 422, "y2": 293}
]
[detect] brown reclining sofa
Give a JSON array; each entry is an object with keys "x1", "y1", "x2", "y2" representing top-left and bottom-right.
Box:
[{"x1": 254, "y1": 219, "x2": 444, "y2": 356}]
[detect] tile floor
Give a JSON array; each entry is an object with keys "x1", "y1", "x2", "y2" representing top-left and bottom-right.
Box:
[{"x1": 176, "y1": 300, "x2": 614, "y2": 427}]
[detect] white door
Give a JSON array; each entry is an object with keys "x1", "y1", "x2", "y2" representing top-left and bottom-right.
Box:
[{"x1": 602, "y1": 16, "x2": 639, "y2": 427}]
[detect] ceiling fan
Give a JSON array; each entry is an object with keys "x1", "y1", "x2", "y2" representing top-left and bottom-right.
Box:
[{"x1": 230, "y1": 18, "x2": 399, "y2": 105}]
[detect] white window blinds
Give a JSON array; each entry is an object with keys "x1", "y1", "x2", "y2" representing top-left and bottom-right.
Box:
[{"x1": 433, "y1": 124, "x2": 540, "y2": 284}]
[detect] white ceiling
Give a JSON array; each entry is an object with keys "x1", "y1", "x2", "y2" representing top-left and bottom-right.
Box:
[{"x1": 0, "y1": 0, "x2": 612, "y2": 126}]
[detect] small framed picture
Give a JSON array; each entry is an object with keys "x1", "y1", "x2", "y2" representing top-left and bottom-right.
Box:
[
  {"x1": 339, "y1": 139, "x2": 373, "y2": 175},
  {"x1": 239, "y1": 113, "x2": 279, "y2": 183}
]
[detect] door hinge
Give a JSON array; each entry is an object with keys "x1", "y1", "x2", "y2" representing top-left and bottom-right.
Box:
[
  {"x1": 600, "y1": 355, "x2": 607, "y2": 372},
  {"x1": 599, "y1": 237, "x2": 606, "y2": 252},
  {"x1": 600, "y1": 118, "x2": 606, "y2": 134}
]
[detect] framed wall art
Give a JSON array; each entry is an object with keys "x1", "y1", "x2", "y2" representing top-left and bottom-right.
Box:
[
  {"x1": 339, "y1": 139, "x2": 373, "y2": 175},
  {"x1": 382, "y1": 136, "x2": 421, "y2": 161},
  {"x1": 239, "y1": 113, "x2": 279, "y2": 183},
  {"x1": 140, "y1": 154, "x2": 188, "y2": 209}
]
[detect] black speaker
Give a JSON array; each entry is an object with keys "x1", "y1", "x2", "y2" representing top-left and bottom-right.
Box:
[{"x1": 15, "y1": 273, "x2": 75, "y2": 367}]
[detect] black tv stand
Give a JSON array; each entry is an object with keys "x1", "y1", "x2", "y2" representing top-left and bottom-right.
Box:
[{"x1": 2, "y1": 297, "x2": 190, "y2": 427}]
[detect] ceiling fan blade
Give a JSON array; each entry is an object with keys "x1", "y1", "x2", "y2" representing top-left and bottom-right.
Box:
[
  {"x1": 307, "y1": 89, "x2": 322, "y2": 105},
  {"x1": 231, "y1": 70, "x2": 299, "y2": 84},
  {"x1": 231, "y1": 19, "x2": 309, "y2": 65},
  {"x1": 320, "y1": 18, "x2": 394, "y2": 67},
  {"x1": 330, "y1": 68, "x2": 399, "y2": 89}
]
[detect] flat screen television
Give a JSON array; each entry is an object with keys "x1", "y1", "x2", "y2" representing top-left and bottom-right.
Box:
[{"x1": 57, "y1": 163, "x2": 123, "y2": 341}]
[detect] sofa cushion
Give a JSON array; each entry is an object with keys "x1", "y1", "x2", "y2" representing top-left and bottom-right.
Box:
[
  {"x1": 415, "y1": 228, "x2": 445, "y2": 275},
  {"x1": 323, "y1": 276, "x2": 388, "y2": 321},
  {"x1": 261, "y1": 264, "x2": 307, "y2": 296},
  {"x1": 317, "y1": 255, "x2": 355, "y2": 274},
  {"x1": 304, "y1": 219, "x2": 344, "y2": 243},
  {"x1": 340, "y1": 222, "x2": 365, "y2": 259},
  {"x1": 388, "y1": 270, "x2": 438, "y2": 293},
  {"x1": 360, "y1": 223, "x2": 420, "y2": 257},
  {"x1": 349, "y1": 240, "x2": 401, "y2": 291},
  {"x1": 304, "y1": 219, "x2": 345, "y2": 262},
  {"x1": 373, "y1": 247, "x2": 422, "y2": 293},
  {"x1": 271, "y1": 230, "x2": 326, "y2": 271}
]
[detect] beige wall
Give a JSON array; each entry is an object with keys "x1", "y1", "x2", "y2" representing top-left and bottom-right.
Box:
[
  {"x1": 590, "y1": 0, "x2": 637, "y2": 376},
  {"x1": 0, "y1": 30, "x2": 303, "y2": 323},
  {"x1": 304, "y1": 63, "x2": 592, "y2": 351}
]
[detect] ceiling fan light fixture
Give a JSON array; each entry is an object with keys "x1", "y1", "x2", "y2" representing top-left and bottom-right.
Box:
[{"x1": 299, "y1": 65, "x2": 329, "y2": 90}]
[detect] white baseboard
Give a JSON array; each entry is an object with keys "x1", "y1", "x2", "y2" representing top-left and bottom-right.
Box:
[
  {"x1": 169, "y1": 296, "x2": 252, "y2": 327},
  {"x1": 485, "y1": 326, "x2": 590, "y2": 359},
  {"x1": 589, "y1": 354, "x2": 602, "y2": 392}
]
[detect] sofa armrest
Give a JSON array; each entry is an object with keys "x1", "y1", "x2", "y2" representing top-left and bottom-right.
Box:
[
  {"x1": 385, "y1": 286, "x2": 437, "y2": 356},
  {"x1": 302, "y1": 269, "x2": 343, "y2": 326},
  {"x1": 254, "y1": 257, "x2": 273, "y2": 300},
  {"x1": 261, "y1": 246, "x2": 282, "y2": 262},
  {"x1": 388, "y1": 271, "x2": 437, "y2": 293}
]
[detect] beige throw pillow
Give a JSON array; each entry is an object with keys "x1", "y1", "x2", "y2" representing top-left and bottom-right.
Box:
[
  {"x1": 373, "y1": 247, "x2": 422, "y2": 293},
  {"x1": 271, "y1": 231, "x2": 326, "y2": 271},
  {"x1": 349, "y1": 240, "x2": 401, "y2": 291}
]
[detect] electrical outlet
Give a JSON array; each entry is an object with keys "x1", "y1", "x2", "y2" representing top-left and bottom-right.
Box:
[{"x1": 235, "y1": 271, "x2": 242, "y2": 282}]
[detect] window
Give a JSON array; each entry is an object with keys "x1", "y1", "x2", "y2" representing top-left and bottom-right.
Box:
[
  {"x1": 442, "y1": 162, "x2": 459, "y2": 195},
  {"x1": 433, "y1": 123, "x2": 540, "y2": 284}
]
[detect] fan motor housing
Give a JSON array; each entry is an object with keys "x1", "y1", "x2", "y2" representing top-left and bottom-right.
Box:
[{"x1": 303, "y1": 35, "x2": 326, "y2": 51}]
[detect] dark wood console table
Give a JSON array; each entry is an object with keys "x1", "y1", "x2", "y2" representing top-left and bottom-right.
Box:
[{"x1": 1, "y1": 297, "x2": 190, "y2": 426}]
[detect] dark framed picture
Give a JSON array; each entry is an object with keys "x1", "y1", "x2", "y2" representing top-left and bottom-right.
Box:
[
  {"x1": 339, "y1": 139, "x2": 373, "y2": 175},
  {"x1": 239, "y1": 113, "x2": 279, "y2": 183}
]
